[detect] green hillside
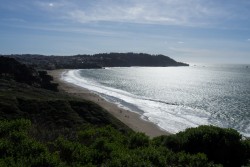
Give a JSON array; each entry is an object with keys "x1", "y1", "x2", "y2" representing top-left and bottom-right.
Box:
[
  {"x1": 0, "y1": 79, "x2": 131, "y2": 141},
  {"x1": 0, "y1": 57, "x2": 249, "y2": 167}
]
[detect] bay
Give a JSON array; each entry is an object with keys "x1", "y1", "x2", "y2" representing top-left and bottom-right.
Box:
[{"x1": 63, "y1": 64, "x2": 250, "y2": 136}]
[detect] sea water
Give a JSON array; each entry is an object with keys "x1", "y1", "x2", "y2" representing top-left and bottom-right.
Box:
[{"x1": 62, "y1": 64, "x2": 250, "y2": 137}]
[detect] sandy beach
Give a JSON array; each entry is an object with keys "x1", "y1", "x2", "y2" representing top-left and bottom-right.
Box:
[{"x1": 48, "y1": 69, "x2": 170, "y2": 138}]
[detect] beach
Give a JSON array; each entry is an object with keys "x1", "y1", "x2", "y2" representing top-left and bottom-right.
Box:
[{"x1": 48, "y1": 69, "x2": 170, "y2": 138}]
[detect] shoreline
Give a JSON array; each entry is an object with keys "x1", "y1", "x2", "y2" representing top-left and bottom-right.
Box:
[{"x1": 48, "y1": 69, "x2": 170, "y2": 138}]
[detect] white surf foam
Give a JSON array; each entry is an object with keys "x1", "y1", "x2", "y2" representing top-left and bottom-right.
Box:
[{"x1": 61, "y1": 69, "x2": 212, "y2": 134}]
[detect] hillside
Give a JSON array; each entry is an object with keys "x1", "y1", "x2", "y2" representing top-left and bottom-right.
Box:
[
  {"x1": 0, "y1": 56, "x2": 131, "y2": 139},
  {"x1": 0, "y1": 57, "x2": 249, "y2": 167},
  {"x1": 3, "y1": 52, "x2": 188, "y2": 70},
  {"x1": 0, "y1": 56, "x2": 58, "y2": 91}
]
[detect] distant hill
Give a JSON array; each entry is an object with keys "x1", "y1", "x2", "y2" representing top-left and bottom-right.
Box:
[{"x1": 3, "y1": 52, "x2": 189, "y2": 70}]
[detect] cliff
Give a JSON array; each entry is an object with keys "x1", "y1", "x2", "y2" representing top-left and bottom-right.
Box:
[{"x1": 3, "y1": 52, "x2": 188, "y2": 70}]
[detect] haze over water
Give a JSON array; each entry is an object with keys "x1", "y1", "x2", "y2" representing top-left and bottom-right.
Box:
[{"x1": 64, "y1": 64, "x2": 250, "y2": 137}]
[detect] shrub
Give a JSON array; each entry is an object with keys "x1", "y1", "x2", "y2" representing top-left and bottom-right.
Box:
[
  {"x1": 0, "y1": 119, "x2": 62, "y2": 167},
  {"x1": 129, "y1": 132, "x2": 150, "y2": 149},
  {"x1": 155, "y1": 125, "x2": 248, "y2": 167}
]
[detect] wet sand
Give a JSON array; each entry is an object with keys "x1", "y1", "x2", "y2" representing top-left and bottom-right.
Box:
[{"x1": 48, "y1": 69, "x2": 170, "y2": 138}]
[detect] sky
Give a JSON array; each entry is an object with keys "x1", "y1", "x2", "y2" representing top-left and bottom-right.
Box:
[{"x1": 0, "y1": 0, "x2": 250, "y2": 63}]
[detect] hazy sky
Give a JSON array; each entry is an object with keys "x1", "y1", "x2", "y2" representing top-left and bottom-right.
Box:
[{"x1": 0, "y1": 0, "x2": 250, "y2": 63}]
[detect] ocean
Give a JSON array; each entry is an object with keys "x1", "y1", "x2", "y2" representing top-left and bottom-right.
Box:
[{"x1": 62, "y1": 64, "x2": 250, "y2": 137}]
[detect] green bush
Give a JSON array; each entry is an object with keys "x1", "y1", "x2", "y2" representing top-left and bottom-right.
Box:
[
  {"x1": 1, "y1": 119, "x2": 248, "y2": 167},
  {"x1": 154, "y1": 125, "x2": 249, "y2": 167},
  {"x1": 242, "y1": 139, "x2": 250, "y2": 165},
  {"x1": 0, "y1": 119, "x2": 31, "y2": 137},
  {"x1": 55, "y1": 137, "x2": 94, "y2": 165},
  {"x1": 129, "y1": 132, "x2": 150, "y2": 149},
  {"x1": 0, "y1": 119, "x2": 62, "y2": 167}
]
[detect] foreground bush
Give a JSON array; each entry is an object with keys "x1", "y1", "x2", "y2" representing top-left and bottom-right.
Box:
[
  {"x1": 0, "y1": 119, "x2": 63, "y2": 166},
  {"x1": 153, "y1": 125, "x2": 250, "y2": 167},
  {"x1": 0, "y1": 119, "x2": 224, "y2": 167}
]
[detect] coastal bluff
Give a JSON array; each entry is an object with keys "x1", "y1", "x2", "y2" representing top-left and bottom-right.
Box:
[{"x1": 3, "y1": 52, "x2": 189, "y2": 70}]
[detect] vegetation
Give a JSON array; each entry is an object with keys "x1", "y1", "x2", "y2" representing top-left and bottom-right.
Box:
[
  {"x1": 0, "y1": 79, "x2": 130, "y2": 142},
  {"x1": 153, "y1": 126, "x2": 250, "y2": 167},
  {"x1": 0, "y1": 119, "x2": 223, "y2": 167},
  {"x1": 0, "y1": 57, "x2": 249, "y2": 166},
  {"x1": 0, "y1": 57, "x2": 130, "y2": 141},
  {"x1": 0, "y1": 56, "x2": 58, "y2": 91},
  {"x1": 1, "y1": 118, "x2": 249, "y2": 167},
  {"x1": 2, "y1": 52, "x2": 189, "y2": 70}
]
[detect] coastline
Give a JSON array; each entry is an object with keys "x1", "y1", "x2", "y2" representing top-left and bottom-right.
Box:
[{"x1": 48, "y1": 69, "x2": 170, "y2": 138}]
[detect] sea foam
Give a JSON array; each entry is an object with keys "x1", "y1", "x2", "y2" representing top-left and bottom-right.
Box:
[{"x1": 62, "y1": 70, "x2": 211, "y2": 134}]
